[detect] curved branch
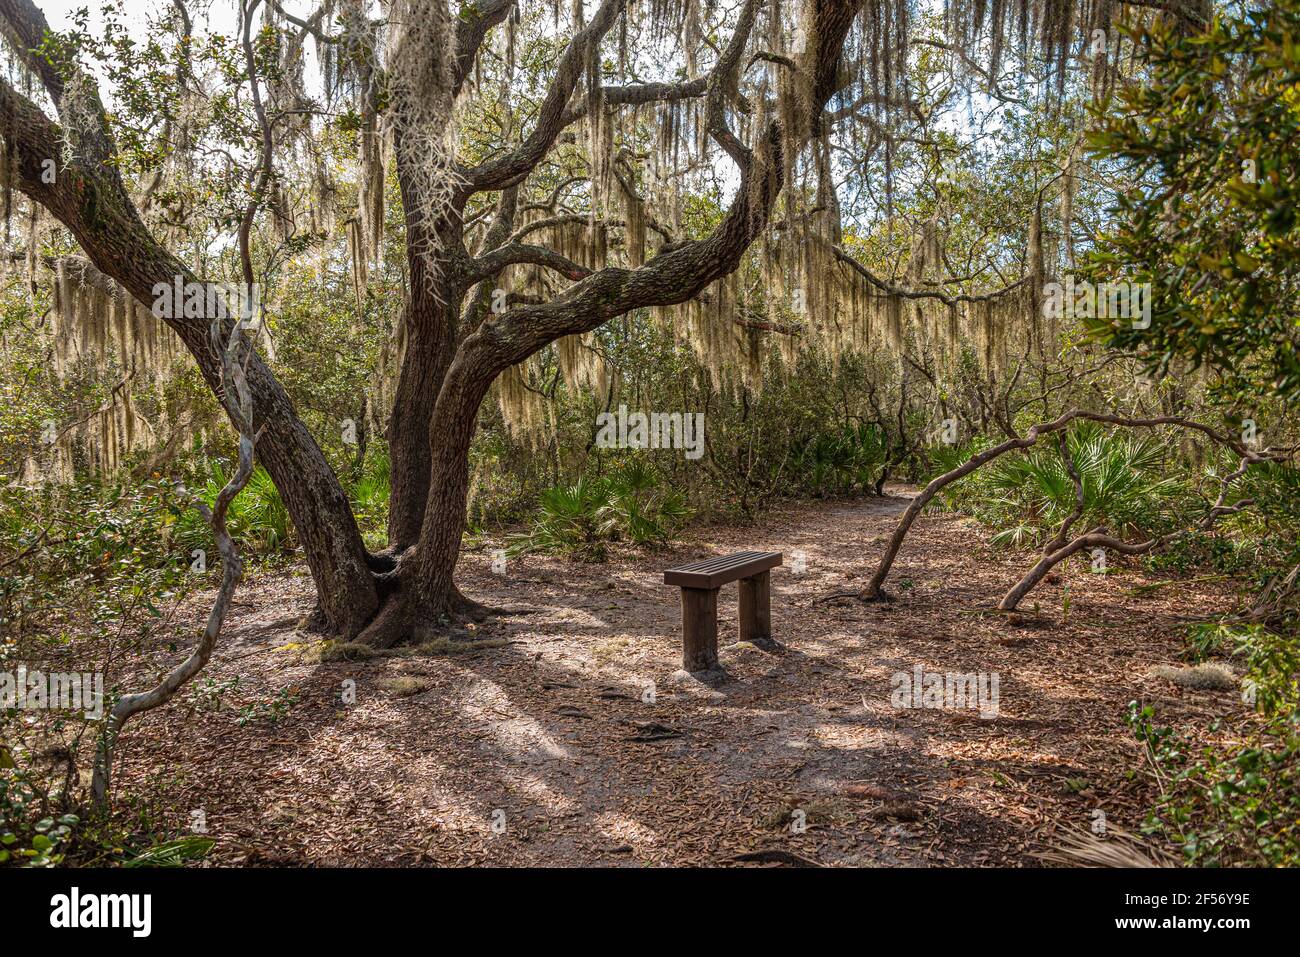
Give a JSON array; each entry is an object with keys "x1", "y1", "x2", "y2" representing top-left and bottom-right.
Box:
[
  {"x1": 704, "y1": 0, "x2": 761, "y2": 166},
  {"x1": 998, "y1": 456, "x2": 1259, "y2": 611},
  {"x1": 858, "y1": 411, "x2": 1272, "y2": 600},
  {"x1": 465, "y1": 241, "x2": 591, "y2": 284},
  {"x1": 461, "y1": 0, "x2": 626, "y2": 194},
  {"x1": 459, "y1": 0, "x2": 865, "y2": 375},
  {"x1": 90, "y1": 319, "x2": 262, "y2": 806},
  {"x1": 559, "y1": 76, "x2": 708, "y2": 127}
]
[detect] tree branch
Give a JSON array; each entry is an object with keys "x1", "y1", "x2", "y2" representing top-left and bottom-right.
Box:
[
  {"x1": 465, "y1": 241, "x2": 591, "y2": 284},
  {"x1": 856, "y1": 410, "x2": 1274, "y2": 601},
  {"x1": 90, "y1": 319, "x2": 263, "y2": 806},
  {"x1": 461, "y1": 0, "x2": 626, "y2": 194},
  {"x1": 453, "y1": 0, "x2": 516, "y2": 97}
]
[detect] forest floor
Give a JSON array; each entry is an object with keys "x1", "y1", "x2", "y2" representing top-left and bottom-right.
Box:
[{"x1": 108, "y1": 487, "x2": 1252, "y2": 866}]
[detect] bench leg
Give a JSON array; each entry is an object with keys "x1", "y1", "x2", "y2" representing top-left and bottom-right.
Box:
[
  {"x1": 681, "y1": 586, "x2": 719, "y2": 671},
  {"x1": 739, "y1": 570, "x2": 771, "y2": 642}
]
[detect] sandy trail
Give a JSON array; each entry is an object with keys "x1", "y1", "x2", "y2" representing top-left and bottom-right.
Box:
[{"x1": 113, "y1": 490, "x2": 1242, "y2": 866}]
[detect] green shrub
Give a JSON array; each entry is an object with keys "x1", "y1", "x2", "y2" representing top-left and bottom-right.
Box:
[
  {"x1": 1129, "y1": 622, "x2": 1300, "y2": 866},
  {"x1": 0, "y1": 476, "x2": 196, "y2": 640},
  {"x1": 178, "y1": 462, "x2": 292, "y2": 556},
  {"x1": 788, "y1": 422, "x2": 890, "y2": 497},
  {"x1": 920, "y1": 424, "x2": 1187, "y2": 548},
  {"x1": 984, "y1": 423, "x2": 1182, "y2": 545},
  {"x1": 346, "y1": 450, "x2": 391, "y2": 550},
  {"x1": 512, "y1": 459, "x2": 690, "y2": 561}
]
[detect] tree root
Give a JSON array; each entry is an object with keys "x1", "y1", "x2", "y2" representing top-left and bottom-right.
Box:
[
  {"x1": 352, "y1": 581, "x2": 519, "y2": 648},
  {"x1": 814, "y1": 588, "x2": 891, "y2": 605}
]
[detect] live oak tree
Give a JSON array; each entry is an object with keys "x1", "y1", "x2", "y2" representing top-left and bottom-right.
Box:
[{"x1": 0, "y1": 0, "x2": 1208, "y2": 646}]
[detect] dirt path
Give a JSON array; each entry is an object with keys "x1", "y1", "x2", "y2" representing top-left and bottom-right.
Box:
[{"x1": 113, "y1": 490, "x2": 1247, "y2": 866}]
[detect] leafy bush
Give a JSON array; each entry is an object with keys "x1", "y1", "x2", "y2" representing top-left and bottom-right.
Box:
[
  {"x1": 919, "y1": 424, "x2": 1187, "y2": 548},
  {"x1": 1129, "y1": 622, "x2": 1300, "y2": 866},
  {"x1": 987, "y1": 424, "x2": 1181, "y2": 544},
  {"x1": 1087, "y1": 2, "x2": 1300, "y2": 403},
  {"x1": 512, "y1": 459, "x2": 689, "y2": 561},
  {"x1": 919, "y1": 438, "x2": 993, "y2": 512},
  {"x1": 178, "y1": 462, "x2": 292, "y2": 556},
  {"x1": 346, "y1": 450, "x2": 391, "y2": 550},
  {"x1": 788, "y1": 422, "x2": 891, "y2": 497},
  {"x1": 0, "y1": 759, "x2": 81, "y2": 867},
  {"x1": 0, "y1": 476, "x2": 197, "y2": 640}
]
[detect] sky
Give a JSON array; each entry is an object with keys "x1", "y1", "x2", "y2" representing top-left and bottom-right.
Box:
[{"x1": 39, "y1": 0, "x2": 236, "y2": 32}]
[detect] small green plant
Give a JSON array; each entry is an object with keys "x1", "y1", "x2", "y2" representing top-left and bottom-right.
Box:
[
  {"x1": 985, "y1": 424, "x2": 1182, "y2": 547},
  {"x1": 920, "y1": 424, "x2": 1193, "y2": 551},
  {"x1": 347, "y1": 451, "x2": 391, "y2": 551},
  {"x1": 179, "y1": 462, "x2": 292, "y2": 556},
  {"x1": 123, "y1": 836, "x2": 216, "y2": 867},
  {"x1": 236, "y1": 687, "x2": 300, "y2": 726},
  {"x1": 186, "y1": 676, "x2": 241, "y2": 714},
  {"x1": 0, "y1": 812, "x2": 80, "y2": 867}
]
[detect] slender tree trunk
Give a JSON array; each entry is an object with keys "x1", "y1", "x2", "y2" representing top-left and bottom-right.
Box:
[
  {"x1": 94, "y1": 320, "x2": 258, "y2": 805},
  {"x1": 71, "y1": 218, "x2": 381, "y2": 637}
]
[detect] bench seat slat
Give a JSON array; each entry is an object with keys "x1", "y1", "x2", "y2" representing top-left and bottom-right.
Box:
[
  {"x1": 664, "y1": 550, "x2": 782, "y2": 589},
  {"x1": 670, "y1": 552, "x2": 765, "y2": 574}
]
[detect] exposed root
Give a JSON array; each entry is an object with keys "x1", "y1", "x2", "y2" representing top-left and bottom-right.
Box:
[
  {"x1": 301, "y1": 605, "x2": 330, "y2": 635},
  {"x1": 814, "y1": 588, "x2": 891, "y2": 604},
  {"x1": 450, "y1": 585, "x2": 510, "y2": 622},
  {"x1": 319, "y1": 636, "x2": 508, "y2": 662},
  {"x1": 351, "y1": 579, "x2": 518, "y2": 648}
]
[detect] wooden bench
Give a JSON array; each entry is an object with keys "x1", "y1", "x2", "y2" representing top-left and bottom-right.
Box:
[{"x1": 664, "y1": 551, "x2": 783, "y2": 672}]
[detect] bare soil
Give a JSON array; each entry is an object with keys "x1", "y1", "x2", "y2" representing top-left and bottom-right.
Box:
[{"x1": 110, "y1": 488, "x2": 1250, "y2": 866}]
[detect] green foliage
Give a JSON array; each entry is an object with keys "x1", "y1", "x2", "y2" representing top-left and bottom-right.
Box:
[
  {"x1": 346, "y1": 451, "x2": 391, "y2": 551},
  {"x1": 179, "y1": 463, "x2": 292, "y2": 556},
  {"x1": 1128, "y1": 621, "x2": 1300, "y2": 866},
  {"x1": 788, "y1": 422, "x2": 891, "y2": 497},
  {"x1": 514, "y1": 477, "x2": 614, "y2": 561},
  {"x1": 512, "y1": 459, "x2": 690, "y2": 561},
  {"x1": 121, "y1": 836, "x2": 215, "y2": 868},
  {"x1": 919, "y1": 438, "x2": 993, "y2": 512},
  {"x1": 235, "y1": 687, "x2": 300, "y2": 726},
  {"x1": 0, "y1": 476, "x2": 197, "y2": 640},
  {"x1": 986, "y1": 424, "x2": 1182, "y2": 545},
  {"x1": 920, "y1": 424, "x2": 1185, "y2": 547},
  {"x1": 0, "y1": 764, "x2": 81, "y2": 869},
  {"x1": 0, "y1": 748, "x2": 215, "y2": 867},
  {"x1": 1130, "y1": 700, "x2": 1300, "y2": 867},
  {"x1": 185, "y1": 676, "x2": 241, "y2": 714},
  {"x1": 1087, "y1": 2, "x2": 1300, "y2": 402}
]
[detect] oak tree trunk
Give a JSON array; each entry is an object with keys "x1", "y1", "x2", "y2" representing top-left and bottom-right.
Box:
[{"x1": 384, "y1": 168, "x2": 465, "y2": 551}]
